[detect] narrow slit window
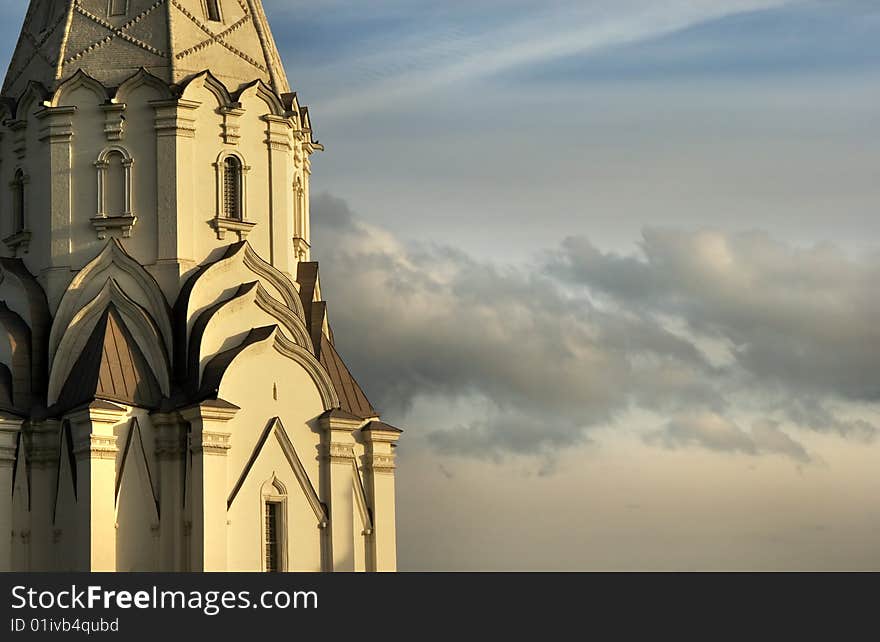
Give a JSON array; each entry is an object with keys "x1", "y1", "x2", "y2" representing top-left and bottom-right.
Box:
[
  {"x1": 206, "y1": 0, "x2": 222, "y2": 22},
  {"x1": 12, "y1": 170, "x2": 25, "y2": 233},
  {"x1": 265, "y1": 502, "x2": 281, "y2": 573},
  {"x1": 223, "y1": 156, "x2": 242, "y2": 220},
  {"x1": 109, "y1": 0, "x2": 128, "y2": 17}
]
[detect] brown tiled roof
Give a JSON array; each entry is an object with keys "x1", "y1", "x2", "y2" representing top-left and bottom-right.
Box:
[
  {"x1": 56, "y1": 305, "x2": 162, "y2": 412},
  {"x1": 362, "y1": 420, "x2": 403, "y2": 434},
  {"x1": 297, "y1": 261, "x2": 377, "y2": 420},
  {"x1": 319, "y1": 334, "x2": 376, "y2": 420}
]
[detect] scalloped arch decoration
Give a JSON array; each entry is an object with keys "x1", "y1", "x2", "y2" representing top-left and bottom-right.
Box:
[
  {"x1": 236, "y1": 80, "x2": 285, "y2": 116},
  {"x1": 50, "y1": 69, "x2": 110, "y2": 107},
  {"x1": 113, "y1": 68, "x2": 174, "y2": 104},
  {"x1": 191, "y1": 282, "x2": 312, "y2": 384},
  {"x1": 211, "y1": 327, "x2": 338, "y2": 411},
  {"x1": 47, "y1": 279, "x2": 171, "y2": 406},
  {"x1": 181, "y1": 241, "x2": 305, "y2": 353},
  {"x1": 179, "y1": 71, "x2": 234, "y2": 109},
  {"x1": 49, "y1": 240, "x2": 172, "y2": 373}
]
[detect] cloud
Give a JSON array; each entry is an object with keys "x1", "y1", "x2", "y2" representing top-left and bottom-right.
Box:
[
  {"x1": 311, "y1": 194, "x2": 878, "y2": 462},
  {"x1": 646, "y1": 414, "x2": 812, "y2": 463},
  {"x1": 288, "y1": 0, "x2": 799, "y2": 119},
  {"x1": 549, "y1": 229, "x2": 880, "y2": 409}
]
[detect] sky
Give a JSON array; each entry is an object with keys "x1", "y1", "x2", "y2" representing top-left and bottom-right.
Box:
[{"x1": 2, "y1": 0, "x2": 879, "y2": 570}]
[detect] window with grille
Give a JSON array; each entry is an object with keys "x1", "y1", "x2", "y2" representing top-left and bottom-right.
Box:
[
  {"x1": 223, "y1": 157, "x2": 242, "y2": 219},
  {"x1": 109, "y1": 0, "x2": 128, "y2": 16},
  {"x1": 12, "y1": 170, "x2": 25, "y2": 233},
  {"x1": 265, "y1": 502, "x2": 281, "y2": 573},
  {"x1": 206, "y1": 0, "x2": 222, "y2": 22}
]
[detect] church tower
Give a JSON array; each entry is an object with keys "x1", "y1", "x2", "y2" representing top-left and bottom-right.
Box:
[{"x1": 0, "y1": 0, "x2": 401, "y2": 572}]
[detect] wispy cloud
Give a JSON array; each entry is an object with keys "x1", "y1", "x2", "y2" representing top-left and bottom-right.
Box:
[{"x1": 286, "y1": 0, "x2": 799, "y2": 119}]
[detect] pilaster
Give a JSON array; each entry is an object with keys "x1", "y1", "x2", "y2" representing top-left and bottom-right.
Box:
[
  {"x1": 35, "y1": 106, "x2": 76, "y2": 305},
  {"x1": 180, "y1": 399, "x2": 239, "y2": 572},
  {"x1": 362, "y1": 421, "x2": 402, "y2": 572},
  {"x1": 319, "y1": 409, "x2": 363, "y2": 572},
  {"x1": 66, "y1": 401, "x2": 127, "y2": 572},
  {"x1": 263, "y1": 114, "x2": 294, "y2": 275},
  {"x1": 150, "y1": 98, "x2": 199, "y2": 298},
  {"x1": 0, "y1": 413, "x2": 24, "y2": 572},
  {"x1": 25, "y1": 419, "x2": 61, "y2": 571},
  {"x1": 153, "y1": 411, "x2": 187, "y2": 571}
]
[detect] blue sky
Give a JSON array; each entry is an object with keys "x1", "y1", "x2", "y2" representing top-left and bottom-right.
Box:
[{"x1": 3, "y1": 0, "x2": 880, "y2": 570}]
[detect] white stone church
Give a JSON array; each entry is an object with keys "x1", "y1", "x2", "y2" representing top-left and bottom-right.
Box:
[{"x1": 0, "y1": 0, "x2": 401, "y2": 572}]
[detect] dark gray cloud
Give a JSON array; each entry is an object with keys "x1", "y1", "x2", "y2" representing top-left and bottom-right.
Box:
[{"x1": 312, "y1": 194, "x2": 876, "y2": 461}]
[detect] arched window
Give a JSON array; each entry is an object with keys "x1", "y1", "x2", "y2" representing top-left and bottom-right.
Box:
[
  {"x1": 206, "y1": 0, "x2": 222, "y2": 22},
  {"x1": 93, "y1": 147, "x2": 135, "y2": 239},
  {"x1": 223, "y1": 156, "x2": 242, "y2": 220},
  {"x1": 261, "y1": 477, "x2": 288, "y2": 573},
  {"x1": 212, "y1": 153, "x2": 253, "y2": 240},
  {"x1": 12, "y1": 169, "x2": 25, "y2": 234},
  {"x1": 105, "y1": 151, "x2": 127, "y2": 217}
]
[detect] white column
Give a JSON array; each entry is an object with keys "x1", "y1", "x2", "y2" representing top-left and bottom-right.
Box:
[
  {"x1": 362, "y1": 422, "x2": 402, "y2": 572},
  {"x1": 150, "y1": 98, "x2": 199, "y2": 300},
  {"x1": 153, "y1": 412, "x2": 186, "y2": 571},
  {"x1": 67, "y1": 402, "x2": 127, "y2": 572},
  {"x1": 0, "y1": 413, "x2": 24, "y2": 572},
  {"x1": 320, "y1": 410, "x2": 362, "y2": 572},
  {"x1": 263, "y1": 115, "x2": 295, "y2": 276},
  {"x1": 26, "y1": 420, "x2": 60, "y2": 571},
  {"x1": 180, "y1": 400, "x2": 238, "y2": 572},
  {"x1": 35, "y1": 106, "x2": 76, "y2": 309}
]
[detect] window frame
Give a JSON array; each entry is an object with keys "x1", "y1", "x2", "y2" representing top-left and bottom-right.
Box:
[
  {"x1": 205, "y1": 0, "x2": 223, "y2": 23},
  {"x1": 222, "y1": 156, "x2": 243, "y2": 220},
  {"x1": 11, "y1": 169, "x2": 26, "y2": 234},
  {"x1": 211, "y1": 151, "x2": 254, "y2": 241},
  {"x1": 108, "y1": 0, "x2": 129, "y2": 17},
  {"x1": 4, "y1": 168, "x2": 31, "y2": 255},
  {"x1": 260, "y1": 477, "x2": 288, "y2": 573}
]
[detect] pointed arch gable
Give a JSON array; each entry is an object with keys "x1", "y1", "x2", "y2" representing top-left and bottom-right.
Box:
[
  {"x1": 51, "y1": 69, "x2": 110, "y2": 107},
  {"x1": 14, "y1": 81, "x2": 51, "y2": 118},
  {"x1": 187, "y1": 281, "x2": 313, "y2": 387},
  {"x1": 198, "y1": 325, "x2": 337, "y2": 410},
  {"x1": 175, "y1": 241, "x2": 308, "y2": 380},
  {"x1": 48, "y1": 279, "x2": 170, "y2": 406},
  {"x1": 116, "y1": 417, "x2": 158, "y2": 515},
  {"x1": 50, "y1": 239, "x2": 172, "y2": 370},
  {"x1": 227, "y1": 416, "x2": 327, "y2": 526},
  {"x1": 53, "y1": 421, "x2": 77, "y2": 524},
  {"x1": 236, "y1": 79, "x2": 285, "y2": 116},
  {"x1": 273, "y1": 332, "x2": 339, "y2": 411},
  {"x1": 114, "y1": 68, "x2": 173, "y2": 104},
  {"x1": 115, "y1": 416, "x2": 160, "y2": 571},
  {"x1": 187, "y1": 281, "x2": 260, "y2": 390},
  {"x1": 179, "y1": 71, "x2": 233, "y2": 109}
]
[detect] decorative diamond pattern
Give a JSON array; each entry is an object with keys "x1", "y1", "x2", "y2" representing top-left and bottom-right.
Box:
[
  {"x1": 171, "y1": 0, "x2": 267, "y2": 73},
  {"x1": 65, "y1": 0, "x2": 169, "y2": 64}
]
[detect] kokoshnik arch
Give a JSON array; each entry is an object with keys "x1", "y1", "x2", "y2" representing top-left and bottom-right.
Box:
[{"x1": 0, "y1": 0, "x2": 401, "y2": 572}]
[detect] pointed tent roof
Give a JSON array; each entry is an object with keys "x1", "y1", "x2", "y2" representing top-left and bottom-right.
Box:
[
  {"x1": 56, "y1": 304, "x2": 163, "y2": 412},
  {"x1": 3, "y1": 0, "x2": 290, "y2": 98}
]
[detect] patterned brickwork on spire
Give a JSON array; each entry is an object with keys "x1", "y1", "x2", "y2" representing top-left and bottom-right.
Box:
[{"x1": 3, "y1": 0, "x2": 290, "y2": 97}]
